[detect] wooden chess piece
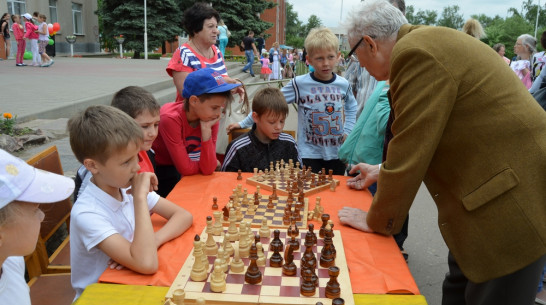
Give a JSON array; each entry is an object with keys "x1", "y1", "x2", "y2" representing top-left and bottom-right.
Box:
[
  {"x1": 222, "y1": 235, "x2": 234, "y2": 257},
  {"x1": 227, "y1": 208, "x2": 239, "y2": 241},
  {"x1": 328, "y1": 169, "x2": 334, "y2": 181},
  {"x1": 300, "y1": 268, "x2": 316, "y2": 296},
  {"x1": 256, "y1": 242, "x2": 266, "y2": 267},
  {"x1": 330, "y1": 179, "x2": 337, "y2": 192},
  {"x1": 320, "y1": 225, "x2": 335, "y2": 268},
  {"x1": 245, "y1": 238, "x2": 262, "y2": 284},
  {"x1": 332, "y1": 298, "x2": 345, "y2": 304},
  {"x1": 288, "y1": 235, "x2": 299, "y2": 253},
  {"x1": 212, "y1": 197, "x2": 218, "y2": 210},
  {"x1": 282, "y1": 243, "x2": 297, "y2": 276},
  {"x1": 301, "y1": 234, "x2": 317, "y2": 270},
  {"x1": 205, "y1": 216, "x2": 218, "y2": 255},
  {"x1": 259, "y1": 218, "x2": 270, "y2": 238},
  {"x1": 326, "y1": 223, "x2": 337, "y2": 259},
  {"x1": 237, "y1": 169, "x2": 243, "y2": 180},
  {"x1": 212, "y1": 211, "x2": 223, "y2": 236},
  {"x1": 222, "y1": 205, "x2": 230, "y2": 221},
  {"x1": 195, "y1": 298, "x2": 206, "y2": 305},
  {"x1": 269, "y1": 229, "x2": 284, "y2": 252},
  {"x1": 308, "y1": 223, "x2": 317, "y2": 245},
  {"x1": 253, "y1": 167, "x2": 258, "y2": 177},
  {"x1": 325, "y1": 266, "x2": 341, "y2": 298},
  {"x1": 171, "y1": 289, "x2": 185, "y2": 305},
  {"x1": 238, "y1": 222, "x2": 250, "y2": 258},
  {"x1": 269, "y1": 241, "x2": 283, "y2": 267},
  {"x1": 217, "y1": 247, "x2": 227, "y2": 273},
  {"x1": 267, "y1": 195, "x2": 274, "y2": 209},
  {"x1": 230, "y1": 247, "x2": 245, "y2": 273},
  {"x1": 210, "y1": 259, "x2": 226, "y2": 292},
  {"x1": 319, "y1": 213, "x2": 330, "y2": 238},
  {"x1": 190, "y1": 235, "x2": 208, "y2": 281}
]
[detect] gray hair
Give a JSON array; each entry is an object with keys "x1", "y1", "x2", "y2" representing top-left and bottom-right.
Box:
[
  {"x1": 518, "y1": 34, "x2": 537, "y2": 55},
  {"x1": 345, "y1": 0, "x2": 408, "y2": 42}
]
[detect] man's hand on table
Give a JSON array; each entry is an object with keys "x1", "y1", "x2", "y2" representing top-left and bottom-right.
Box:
[
  {"x1": 346, "y1": 163, "x2": 380, "y2": 190},
  {"x1": 338, "y1": 207, "x2": 374, "y2": 233}
]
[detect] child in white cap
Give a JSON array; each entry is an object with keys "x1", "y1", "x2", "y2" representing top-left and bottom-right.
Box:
[{"x1": 0, "y1": 149, "x2": 75, "y2": 305}]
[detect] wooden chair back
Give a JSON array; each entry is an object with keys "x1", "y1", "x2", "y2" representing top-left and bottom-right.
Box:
[{"x1": 24, "y1": 145, "x2": 72, "y2": 278}]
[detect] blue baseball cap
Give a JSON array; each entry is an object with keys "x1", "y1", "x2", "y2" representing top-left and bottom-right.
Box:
[{"x1": 182, "y1": 68, "x2": 241, "y2": 99}]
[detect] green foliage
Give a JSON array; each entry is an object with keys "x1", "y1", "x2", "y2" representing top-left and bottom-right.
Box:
[
  {"x1": 285, "y1": 2, "x2": 305, "y2": 48},
  {"x1": 437, "y1": 5, "x2": 464, "y2": 29},
  {"x1": 483, "y1": 14, "x2": 534, "y2": 59},
  {"x1": 0, "y1": 113, "x2": 16, "y2": 136},
  {"x1": 304, "y1": 15, "x2": 323, "y2": 37},
  {"x1": 208, "y1": 0, "x2": 275, "y2": 48},
  {"x1": 97, "y1": 0, "x2": 182, "y2": 58}
]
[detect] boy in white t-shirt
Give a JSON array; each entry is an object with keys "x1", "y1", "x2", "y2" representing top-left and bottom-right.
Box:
[
  {"x1": 67, "y1": 105, "x2": 193, "y2": 300},
  {"x1": 0, "y1": 149, "x2": 75, "y2": 305}
]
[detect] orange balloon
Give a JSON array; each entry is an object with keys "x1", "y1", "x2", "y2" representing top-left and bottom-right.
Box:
[{"x1": 53, "y1": 22, "x2": 60, "y2": 32}]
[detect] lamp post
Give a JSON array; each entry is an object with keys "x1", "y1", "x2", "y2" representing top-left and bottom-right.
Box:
[
  {"x1": 115, "y1": 36, "x2": 125, "y2": 58},
  {"x1": 144, "y1": 0, "x2": 148, "y2": 60},
  {"x1": 535, "y1": 0, "x2": 540, "y2": 39}
]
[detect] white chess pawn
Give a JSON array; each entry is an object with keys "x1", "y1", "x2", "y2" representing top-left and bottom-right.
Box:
[
  {"x1": 212, "y1": 211, "x2": 223, "y2": 236},
  {"x1": 210, "y1": 259, "x2": 226, "y2": 293},
  {"x1": 256, "y1": 242, "x2": 266, "y2": 267},
  {"x1": 230, "y1": 247, "x2": 245, "y2": 273},
  {"x1": 238, "y1": 222, "x2": 250, "y2": 258},
  {"x1": 259, "y1": 218, "x2": 270, "y2": 238},
  {"x1": 171, "y1": 289, "x2": 185, "y2": 305}
]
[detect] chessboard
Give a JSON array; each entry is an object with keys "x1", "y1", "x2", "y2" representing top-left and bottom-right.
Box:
[
  {"x1": 246, "y1": 174, "x2": 339, "y2": 197},
  {"x1": 218, "y1": 192, "x2": 309, "y2": 229},
  {"x1": 165, "y1": 226, "x2": 354, "y2": 305},
  {"x1": 244, "y1": 160, "x2": 340, "y2": 197}
]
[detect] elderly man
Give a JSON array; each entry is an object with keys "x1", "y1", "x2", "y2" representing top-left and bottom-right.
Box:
[{"x1": 338, "y1": 0, "x2": 546, "y2": 304}]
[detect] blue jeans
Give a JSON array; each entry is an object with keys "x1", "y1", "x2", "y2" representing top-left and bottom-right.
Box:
[{"x1": 243, "y1": 50, "x2": 255, "y2": 76}]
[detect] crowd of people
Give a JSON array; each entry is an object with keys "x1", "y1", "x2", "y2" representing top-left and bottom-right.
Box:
[{"x1": 2, "y1": 0, "x2": 546, "y2": 305}]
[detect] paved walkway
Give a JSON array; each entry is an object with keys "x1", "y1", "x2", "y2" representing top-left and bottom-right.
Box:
[{"x1": 0, "y1": 57, "x2": 172, "y2": 121}]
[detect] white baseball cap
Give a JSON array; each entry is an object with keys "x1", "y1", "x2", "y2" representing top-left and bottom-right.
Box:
[
  {"x1": 22, "y1": 13, "x2": 32, "y2": 20},
  {"x1": 0, "y1": 149, "x2": 75, "y2": 209}
]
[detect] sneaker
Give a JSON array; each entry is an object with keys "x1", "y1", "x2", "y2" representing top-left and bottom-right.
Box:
[
  {"x1": 21, "y1": 63, "x2": 27, "y2": 66},
  {"x1": 40, "y1": 63, "x2": 49, "y2": 67},
  {"x1": 16, "y1": 63, "x2": 23, "y2": 66},
  {"x1": 242, "y1": 70, "x2": 248, "y2": 73},
  {"x1": 48, "y1": 60, "x2": 54, "y2": 67},
  {"x1": 251, "y1": 74, "x2": 255, "y2": 77}
]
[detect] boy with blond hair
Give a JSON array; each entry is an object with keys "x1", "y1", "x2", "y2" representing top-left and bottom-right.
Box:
[
  {"x1": 68, "y1": 105, "x2": 193, "y2": 300},
  {"x1": 228, "y1": 28, "x2": 357, "y2": 174},
  {"x1": 222, "y1": 87, "x2": 301, "y2": 172}
]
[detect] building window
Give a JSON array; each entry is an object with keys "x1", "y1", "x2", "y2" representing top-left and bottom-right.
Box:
[
  {"x1": 72, "y1": 2, "x2": 83, "y2": 35},
  {"x1": 7, "y1": 0, "x2": 26, "y2": 16},
  {"x1": 49, "y1": 0, "x2": 58, "y2": 23}
]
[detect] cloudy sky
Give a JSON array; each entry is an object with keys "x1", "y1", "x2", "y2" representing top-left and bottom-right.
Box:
[{"x1": 288, "y1": 0, "x2": 524, "y2": 27}]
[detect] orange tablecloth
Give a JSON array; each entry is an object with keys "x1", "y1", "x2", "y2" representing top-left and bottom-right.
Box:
[{"x1": 99, "y1": 172, "x2": 419, "y2": 295}]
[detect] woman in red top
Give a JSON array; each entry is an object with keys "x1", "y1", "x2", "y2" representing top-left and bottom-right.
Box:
[{"x1": 153, "y1": 68, "x2": 241, "y2": 197}]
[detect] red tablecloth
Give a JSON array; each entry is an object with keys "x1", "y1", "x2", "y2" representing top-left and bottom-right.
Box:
[{"x1": 99, "y1": 172, "x2": 419, "y2": 295}]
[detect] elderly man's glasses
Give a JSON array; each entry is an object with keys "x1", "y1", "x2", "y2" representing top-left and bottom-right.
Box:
[{"x1": 348, "y1": 35, "x2": 375, "y2": 62}]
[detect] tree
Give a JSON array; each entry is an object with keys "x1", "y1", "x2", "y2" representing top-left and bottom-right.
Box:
[
  {"x1": 304, "y1": 15, "x2": 323, "y2": 38},
  {"x1": 415, "y1": 9, "x2": 438, "y2": 25},
  {"x1": 209, "y1": 0, "x2": 275, "y2": 48},
  {"x1": 437, "y1": 5, "x2": 464, "y2": 29},
  {"x1": 97, "y1": 0, "x2": 182, "y2": 58},
  {"x1": 285, "y1": 2, "x2": 305, "y2": 48}
]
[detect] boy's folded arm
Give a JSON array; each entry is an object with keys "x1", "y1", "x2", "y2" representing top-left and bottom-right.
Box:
[
  {"x1": 151, "y1": 197, "x2": 193, "y2": 248},
  {"x1": 97, "y1": 232, "x2": 158, "y2": 274}
]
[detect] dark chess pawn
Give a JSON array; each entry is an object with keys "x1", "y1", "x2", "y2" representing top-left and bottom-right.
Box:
[
  {"x1": 325, "y1": 266, "x2": 341, "y2": 299},
  {"x1": 332, "y1": 298, "x2": 345, "y2": 304},
  {"x1": 320, "y1": 225, "x2": 335, "y2": 268},
  {"x1": 269, "y1": 241, "x2": 284, "y2": 267},
  {"x1": 300, "y1": 268, "x2": 316, "y2": 296},
  {"x1": 268, "y1": 195, "x2": 275, "y2": 209},
  {"x1": 282, "y1": 244, "x2": 297, "y2": 276},
  {"x1": 301, "y1": 237, "x2": 317, "y2": 271},
  {"x1": 288, "y1": 235, "x2": 299, "y2": 251},
  {"x1": 212, "y1": 197, "x2": 218, "y2": 210},
  {"x1": 269, "y1": 229, "x2": 284, "y2": 252},
  {"x1": 308, "y1": 223, "x2": 317, "y2": 245},
  {"x1": 326, "y1": 224, "x2": 337, "y2": 259},
  {"x1": 319, "y1": 213, "x2": 330, "y2": 238},
  {"x1": 237, "y1": 169, "x2": 243, "y2": 180},
  {"x1": 245, "y1": 240, "x2": 262, "y2": 284}
]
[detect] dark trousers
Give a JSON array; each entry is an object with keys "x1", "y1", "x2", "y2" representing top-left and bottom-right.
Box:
[
  {"x1": 442, "y1": 251, "x2": 546, "y2": 305},
  {"x1": 155, "y1": 165, "x2": 181, "y2": 198},
  {"x1": 302, "y1": 158, "x2": 346, "y2": 175}
]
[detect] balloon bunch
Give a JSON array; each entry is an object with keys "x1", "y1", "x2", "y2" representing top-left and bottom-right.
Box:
[{"x1": 47, "y1": 22, "x2": 61, "y2": 36}]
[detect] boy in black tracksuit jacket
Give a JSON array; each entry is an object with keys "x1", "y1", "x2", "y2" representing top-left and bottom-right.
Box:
[{"x1": 222, "y1": 88, "x2": 301, "y2": 172}]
